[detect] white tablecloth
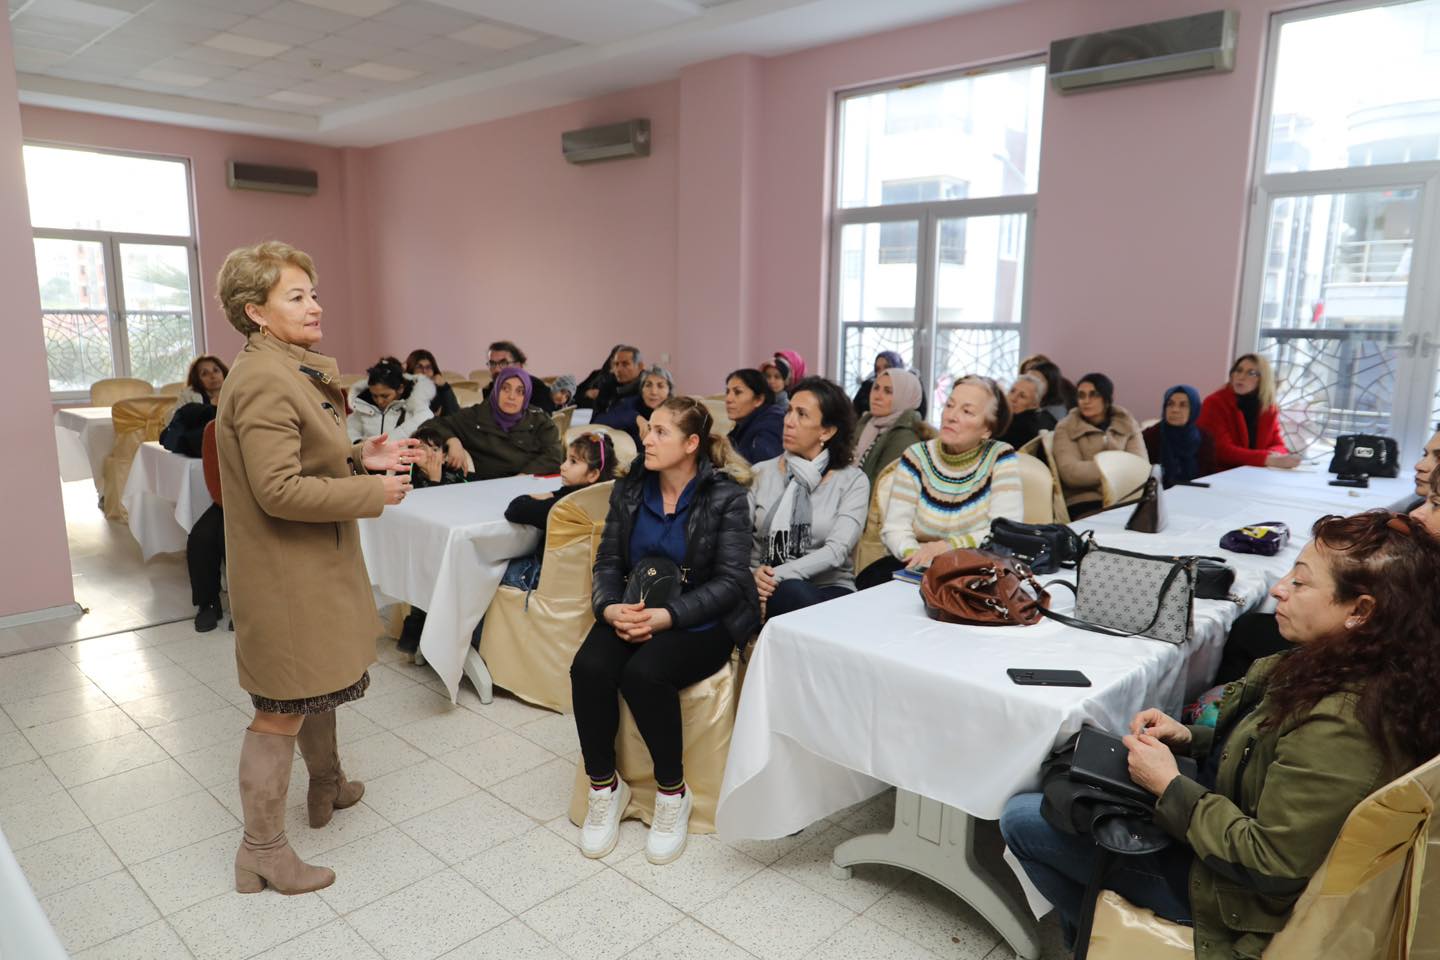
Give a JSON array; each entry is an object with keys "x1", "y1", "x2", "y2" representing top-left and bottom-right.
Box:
[
  {"x1": 53, "y1": 406, "x2": 114, "y2": 486},
  {"x1": 359, "y1": 475, "x2": 561, "y2": 700},
  {"x1": 715, "y1": 465, "x2": 1415, "y2": 841},
  {"x1": 121, "y1": 442, "x2": 213, "y2": 561}
]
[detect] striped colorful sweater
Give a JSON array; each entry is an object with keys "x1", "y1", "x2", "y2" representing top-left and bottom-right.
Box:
[{"x1": 881, "y1": 438, "x2": 1023, "y2": 559}]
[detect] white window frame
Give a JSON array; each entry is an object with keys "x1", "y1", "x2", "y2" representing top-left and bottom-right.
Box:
[
  {"x1": 27, "y1": 141, "x2": 205, "y2": 403},
  {"x1": 1234, "y1": 0, "x2": 1440, "y2": 461},
  {"x1": 826, "y1": 58, "x2": 1042, "y2": 404}
]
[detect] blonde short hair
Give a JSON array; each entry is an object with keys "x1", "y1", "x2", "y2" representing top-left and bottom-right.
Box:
[
  {"x1": 1231, "y1": 353, "x2": 1276, "y2": 411},
  {"x1": 216, "y1": 241, "x2": 317, "y2": 336}
]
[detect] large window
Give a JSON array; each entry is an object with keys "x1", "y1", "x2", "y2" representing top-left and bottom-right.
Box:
[
  {"x1": 831, "y1": 61, "x2": 1045, "y2": 417},
  {"x1": 24, "y1": 145, "x2": 202, "y2": 399},
  {"x1": 1237, "y1": 0, "x2": 1440, "y2": 461}
]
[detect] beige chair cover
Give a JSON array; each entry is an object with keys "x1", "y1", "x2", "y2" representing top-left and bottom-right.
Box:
[
  {"x1": 551, "y1": 407, "x2": 576, "y2": 436},
  {"x1": 441, "y1": 370, "x2": 465, "y2": 382},
  {"x1": 449, "y1": 379, "x2": 481, "y2": 392},
  {"x1": 1095, "y1": 450, "x2": 1152, "y2": 508},
  {"x1": 697, "y1": 396, "x2": 734, "y2": 437},
  {"x1": 1089, "y1": 752, "x2": 1440, "y2": 960},
  {"x1": 101, "y1": 395, "x2": 178, "y2": 521},
  {"x1": 567, "y1": 657, "x2": 739, "y2": 834},
  {"x1": 467, "y1": 370, "x2": 494, "y2": 386},
  {"x1": 89, "y1": 377, "x2": 152, "y2": 406},
  {"x1": 1017, "y1": 452, "x2": 1055, "y2": 524},
  {"x1": 565, "y1": 424, "x2": 637, "y2": 467},
  {"x1": 478, "y1": 481, "x2": 613, "y2": 712},
  {"x1": 1037, "y1": 430, "x2": 1071, "y2": 524},
  {"x1": 156, "y1": 381, "x2": 185, "y2": 396},
  {"x1": 854, "y1": 460, "x2": 900, "y2": 574},
  {"x1": 1016, "y1": 435, "x2": 1042, "y2": 457},
  {"x1": 451, "y1": 387, "x2": 483, "y2": 409}
]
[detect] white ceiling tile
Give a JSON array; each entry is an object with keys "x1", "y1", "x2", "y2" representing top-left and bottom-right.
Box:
[
  {"x1": 12, "y1": 47, "x2": 73, "y2": 70},
  {"x1": 278, "y1": 44, "x2": 360, "y2": 70},
  {"x1": 372, "y1": 1, "x2": 477, "y2": 36},
  {"x1": 109, "y1": 17, "x2": 214, "y2": 43},
  {"x1": 26, "y1": 0, "x2": 131, "y2": 27},
  {"x1": 426, "y1": 0, "x2": 696, "y2": 44},
  {"x1": 11, "y1": 28, "x2": 88, "y2": 53},
  {"x1": 11, "y1": 13, "x2": 109, "y2": 41},
  {"x1": 266, "y1": 90, "x2": 333, "y2": 106},
  {"x1": 230, "y1": 16, "x2": 326, "y2": 47},
  {"x1": 292, "y1": 74, "x2": 377, "y2": 96},
  {"x1": 244, "y1": 56, "x2": 328, "y2": 80},
  {"x1": 305, "y1": 33, "x2": 389, "y2": 59},
  {"x1": 178, "y1": 43, "x2": 273, "y2": 67},
  {"x1": 449, "y1": 21, "x2": 536, "y2": 51},
  {"x1": 147, "y1": 56, "x2": 237, "y2": 80},
  {"x1": 406, "y1": 34, "x2": 484, "y2": 64},
  {"x1": 90, "y1": 0, "x2": 152, "y2": 10},
  {"x1": 256, "y1": 0, "x2": 360, "y2": 33},
  {"x1": 189, "y1": 0, "x2": 279, "y2": 13},
  {"x1": 335, "y1": 18, "x2": 426, "y2": 48},
  {"x1": 224, "y1": 68, "x2": 293, "y2": 91},
  {"x1": 294, "y1": 0, "x2": 395, "y2": 16},
  {"x1": 204, "y1": 32, "x2": 291, "y2": 57},
  {"x1": 135, "y1": 67, "x2": 213, "y2": 88},
  {"x1": 138, "y1": 1, "x2": 247, "y2": 30},
  {"x1": 344, "y1": 61, "x2": 419, "y2": 81}
]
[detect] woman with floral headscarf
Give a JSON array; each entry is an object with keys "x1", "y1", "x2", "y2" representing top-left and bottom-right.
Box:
[{"x1": 424, "y1": 366, "x2": 562, "y2": 479}]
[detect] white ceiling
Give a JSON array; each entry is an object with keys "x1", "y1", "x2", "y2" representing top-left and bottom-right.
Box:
[{"x1": 9, "y1": 0, "x2": 1023, "y2": 147}]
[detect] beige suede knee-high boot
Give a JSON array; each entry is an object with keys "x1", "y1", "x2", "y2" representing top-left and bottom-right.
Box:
[
  {"x1": 296, "y1": 709, "x2": 364, "y2": 828},
  {"x1": 234, "y1": 729, "x2": 335, "y2": 894}
]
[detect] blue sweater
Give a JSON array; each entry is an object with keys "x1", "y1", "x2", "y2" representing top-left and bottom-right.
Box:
[
  {"x1": 629, "y1": 474, "x2": 713, "y2": 631},
  {"x1": 729, "y1": 403, "x2": 784, "y2": 465}
]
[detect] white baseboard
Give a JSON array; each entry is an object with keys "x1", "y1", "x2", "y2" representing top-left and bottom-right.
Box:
[{"x1": 0, "y1": 603, "x2": 84, "y2": 631}]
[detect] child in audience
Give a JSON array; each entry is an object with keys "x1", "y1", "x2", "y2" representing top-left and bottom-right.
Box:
[
  {"x1": 551, "y1": 374, "x2": 577, "y2": 409},
  {"x1": 409, "y1": 426, "x2": 472, "y2": 488},
  {"x1": 500, "y1": 432, "x2": 620, "y2": 590}
]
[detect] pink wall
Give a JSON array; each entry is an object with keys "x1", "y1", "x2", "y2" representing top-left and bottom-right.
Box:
[
  {"x1": 0, "y1": 21, "x2": 73, "y2": 617},
  {"x1": 358, "y1": 81, "x2": 680, "y2": 382},
  {"x1": 750, "y1": 0, "x2": 1279, "y2": 415},
  {"x1": 19, "y1": 107, "x2": 367, "y2": 371}
]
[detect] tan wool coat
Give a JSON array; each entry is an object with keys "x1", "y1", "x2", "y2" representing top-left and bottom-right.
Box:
[
  {"x1": 216, "y1": 333, "x2": 386, "y2": 701},
  {"x1": 1050, "y1": 405, "x2": 1146, "y2": 508}
]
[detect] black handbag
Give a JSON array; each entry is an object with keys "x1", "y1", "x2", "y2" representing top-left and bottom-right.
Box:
[
  {"x1": 1190, "y1": 556, "x2": 1237, "y2": 602},
  {"x1": 983, "y1": 518, "x2": 1086, "y2": 574},
  {"x1": 1123, "y1": 467, "x2": 1165, "y2": 534},
  {"x1": 622, "y1": 556, "x2": 685, "y2": 607},
  {"x1": 1328, "y1": 434, "x2": 1400, "y2": 478}
]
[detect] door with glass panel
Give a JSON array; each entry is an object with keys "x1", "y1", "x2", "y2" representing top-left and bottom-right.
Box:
[
  {"x1": 1238, "y1": 0, "x2": 1440, "y2": 463},
  {"x1": 831, "y1": 61, "x2": 1044, "y2": 420}
]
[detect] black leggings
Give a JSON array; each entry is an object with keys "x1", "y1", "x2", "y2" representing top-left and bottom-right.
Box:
[
  {"x1": 187, "y1": 504, "x2": 225, "y2": 606},
  {"x1": 570, "y1": 620, "x2": 734, "y2": 786}
]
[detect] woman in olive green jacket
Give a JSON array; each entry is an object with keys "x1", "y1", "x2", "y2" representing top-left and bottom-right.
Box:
[
  {"x1": 1003, "y1": 510, "x2": 1440, "y2": 959},
  {"x1": 854, "y1": 369, "x2": 933, "y2": 485},
  {"x1": 424, "y1": 367, "x2": 562, "y2": 479}
]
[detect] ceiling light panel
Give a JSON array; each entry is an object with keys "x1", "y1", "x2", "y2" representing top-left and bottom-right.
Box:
[
  {"x1": 11, "y1": 13, "x2": 110, "y2": 41},
  {"x1": 426, "y1": 0, "x2": 697, "y2": 44},
  {"x1": 344, "y1": 61, "x2": 420, "y2": 81},
  {"x1": 27, "y1": 0, "x2": 132, "y2": 28},
  {"x1": 257, "y1": 1, "x2": 363, "y2": 32},
  {"x1": 372, "y1": 1, "x2": 476, "y2": 35},
  {"x1": 294, "y1": 0, "x2": 397, "y2": 16},
  {"x1": 229, "y1": 17, "x2": 327, "y2": 47},
  {"x1": 450, "y1": 22, "x2": 535, "y2": 50},
  {"x1": 203, "y1": 32, "x2": 292, "y2": 57}
]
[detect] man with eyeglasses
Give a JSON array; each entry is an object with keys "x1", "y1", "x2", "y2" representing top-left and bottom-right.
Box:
[{"x1": 482, "y1": 340, "x2": 557, "y2": 413}]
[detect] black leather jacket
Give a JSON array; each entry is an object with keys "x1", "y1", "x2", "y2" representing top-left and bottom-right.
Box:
[{"x1": 591, "y1": 456, "x2": 760, "y2": 645}]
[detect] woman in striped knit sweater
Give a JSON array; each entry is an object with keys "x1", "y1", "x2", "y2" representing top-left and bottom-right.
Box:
[{"x1": 855, "y1": 376, "x2": 1024, "y2": 589}]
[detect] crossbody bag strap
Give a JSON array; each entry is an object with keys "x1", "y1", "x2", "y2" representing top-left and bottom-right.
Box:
[{"x1": 1039, "y1": 560, "x2": 1190, "y2": 640}]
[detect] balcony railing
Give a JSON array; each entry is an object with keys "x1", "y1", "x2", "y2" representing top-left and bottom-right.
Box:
[
  {"x1": 1332, "y1": 238, "x2": 1410, "y2": 284},
  {"x1": 43, "y1": 308, "x2": 195, "y2": 393}
]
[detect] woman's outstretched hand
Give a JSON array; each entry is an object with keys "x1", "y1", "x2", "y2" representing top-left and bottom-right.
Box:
[{"x1": 363, "y1": 434, "x2": 423, "y2": 473}]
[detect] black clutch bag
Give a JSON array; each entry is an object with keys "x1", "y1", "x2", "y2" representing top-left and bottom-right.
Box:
[
  {"x1": 1328, "y1": 434, "x2": 1400, "y2": 478},
  {"x1": 983, "y1": 518, "x2": 1086, "y2": 574},
  {"x1": 622, "y1": 556, "x2": 684, "y2": 607}
]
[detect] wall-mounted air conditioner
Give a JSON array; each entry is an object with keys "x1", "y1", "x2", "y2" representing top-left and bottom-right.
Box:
[
  {"x1": 561, "y1": 119, "x2": 651, "y2": 164},
  {"x1": 1049, "y1": 10, "x2": 1237, "y2": 94},
  {"x1": 227, "y1": 161, "x2": 318, "y2": 195}
]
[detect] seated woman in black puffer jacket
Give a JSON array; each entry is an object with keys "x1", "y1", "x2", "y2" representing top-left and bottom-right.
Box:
[{"x1": 570, "y1": 396, "x2": 759, "y2": 866}]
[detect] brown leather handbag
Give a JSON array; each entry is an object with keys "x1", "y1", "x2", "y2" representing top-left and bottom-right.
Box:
[{"x1": 920, "y1": 549, "x2": 1051, "y2": 626}]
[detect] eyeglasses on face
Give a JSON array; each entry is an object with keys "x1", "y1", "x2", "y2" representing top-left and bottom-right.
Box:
[{"x1": 1234, "y1": 369, "x2": 1261, "y2": 379}]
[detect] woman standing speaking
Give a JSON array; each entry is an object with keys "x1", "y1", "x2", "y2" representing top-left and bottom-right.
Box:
[{"x1": 214, "y1": 242, "x2": 417, "y2": 894}]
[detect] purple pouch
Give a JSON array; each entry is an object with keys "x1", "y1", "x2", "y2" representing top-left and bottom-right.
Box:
[{"x1": 1219, "y1": 522, "x2": 1291, "y2": 557}]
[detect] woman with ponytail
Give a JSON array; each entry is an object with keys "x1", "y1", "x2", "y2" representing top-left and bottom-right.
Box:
[{"x1": 570, "y1": 396, "x2": 759, "y2": 865}]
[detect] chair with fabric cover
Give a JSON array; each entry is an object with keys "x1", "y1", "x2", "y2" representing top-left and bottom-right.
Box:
[
  {"x1": 1016, "y1": 435, "x2": 1042, "y2": 458},
  {"x1": 696, "y1": 396, "x2": 733, "y2": 438},
  {"x1": 101, "y1": 395, "x2": 178, "y2": 520},
  {"x1": 449, "y1": 379, "x2": 481, "y2": 393},
  {"x1": 541, "y1": 375, "x2": 558, "y2": 386},
  {"x1": 90, "y1": 377, "x2": 152, "y2": 406},
  {"x1": 201, "y1": 420, "x2": 222, "y2": 507},
  {"x1": 337, "y1": 373, "x2": 365, "y2": 389},
  {"x1": 1086, "y1": 751, "x2": 1440, "y2": 960},
  {"x1": 565, "y1": 424, "x2": 637, "y2": 468},
  {"x1": 478, "y1": 481, "x2": 613, "y2": 712},
  {"x1": 1036, "y1": 431, "x2": 1071, "y2": 524},
  {"x1": 551, "y1": 407, "x2": 575, "y2": 436},
  {"x1": 853, "y1": 459, "x2": 900, "y2": 574},
  {"x1": 567, "y1": 655, "x2": 740, "y2": 834},
  {"x1": 451, "y1": 387, "x2": 483, "y2": 409},
  {"x1": 1016, "y1": 452, "x2": 1054, "y2": 524},
  {"x1": 157, "y1": 381, "x2": 185, "y2": 396},
  {"x1": 441, "y1": 370, "x2": 465, "y2": 382},
  {"x1": 467, "y1": 370, "x2": 495, "y2": 387},
  {"x1": 1140, "y1": 417, "x2": 1160, "y2": 430},
  {"x1": 1094, "y1": 450, "x2": 1152, "y2": 508}
]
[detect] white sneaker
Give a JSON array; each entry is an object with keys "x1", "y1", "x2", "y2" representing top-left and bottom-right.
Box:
[
  {"x1": 645, "y1": 788, "x2": 692, "y2": 864},
  {"x1": 580, "y1": 779, "x2": 629, "y2": 859}
]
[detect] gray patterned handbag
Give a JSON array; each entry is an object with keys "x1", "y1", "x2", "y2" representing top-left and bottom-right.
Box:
[{"x1": 1040, "y1": 543, "x2": 1194, "y2": 645}]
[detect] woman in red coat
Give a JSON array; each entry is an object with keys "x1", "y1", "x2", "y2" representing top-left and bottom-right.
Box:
[{"x1": 1196, "y1": 353, "x2": 1302, "y2": 470}]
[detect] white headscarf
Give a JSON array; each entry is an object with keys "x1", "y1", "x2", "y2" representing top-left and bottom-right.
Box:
[{"x1": 856, "y1": 369, "x2": 924, "y2": 460}]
